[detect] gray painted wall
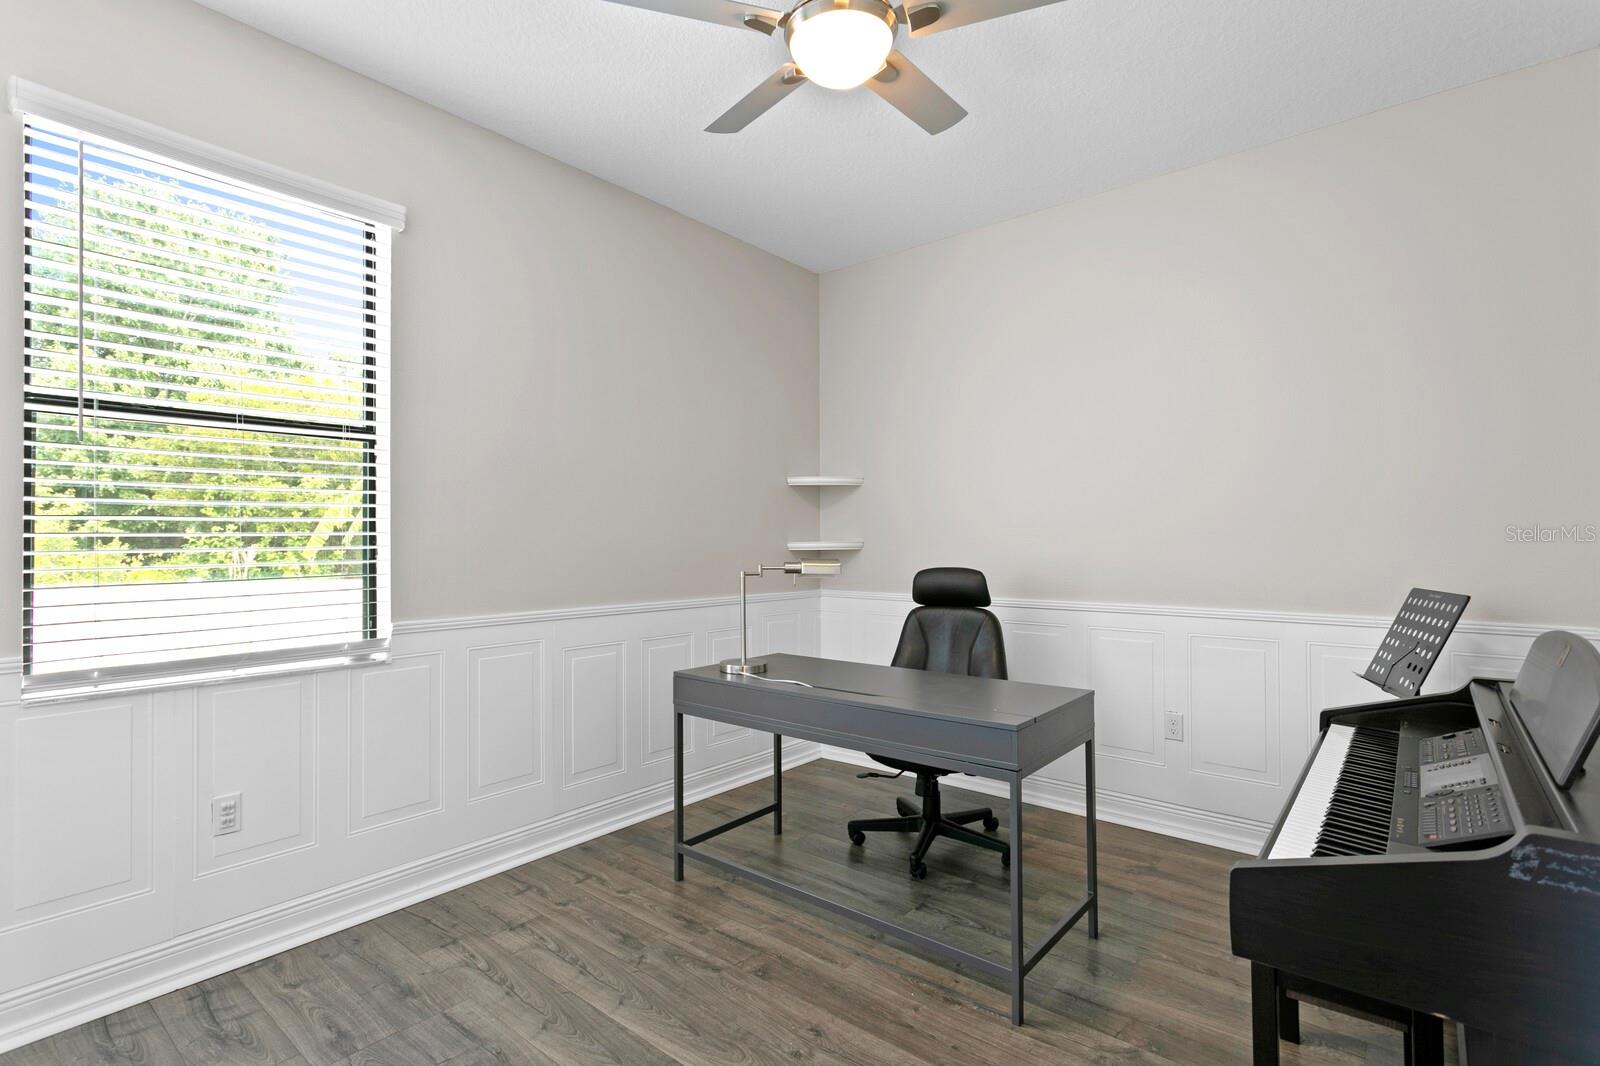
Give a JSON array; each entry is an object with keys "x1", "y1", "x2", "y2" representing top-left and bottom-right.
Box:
[
  {"x1": 3, "y1": 3, "x2": 1596, "y2": 644},
  {"x1": 819, "y1": 50, "x2": 1600, "y2": 625},
  {"x1": 0, "y1": 0, "x2": 820, "y2": 651}
]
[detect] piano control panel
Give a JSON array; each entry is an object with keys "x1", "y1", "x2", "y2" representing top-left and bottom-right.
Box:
[{"x1": 1412, "y1": 729, "x2": 1509, "y2": 846}]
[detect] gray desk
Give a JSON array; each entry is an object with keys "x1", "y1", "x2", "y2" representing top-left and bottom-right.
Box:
[{"x1": 672, "y1": 653, "x2": 1097, "y2": 1024}]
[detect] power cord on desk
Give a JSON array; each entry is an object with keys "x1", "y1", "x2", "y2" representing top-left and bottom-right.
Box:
[{"x1": 740, "y1": 675, "x2": 903, "y2": 779}]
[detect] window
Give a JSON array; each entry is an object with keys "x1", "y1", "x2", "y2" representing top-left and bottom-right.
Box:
[{"x1": 19, "y1": 104, "x2": 395, "y2": 699}]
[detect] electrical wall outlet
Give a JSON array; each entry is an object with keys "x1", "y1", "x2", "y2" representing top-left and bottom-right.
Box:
[
  {"x1": 212, "y1": 792, "x2": 242, "y2": 837},
  {"x1": 1164, "y1": 713, "x2": 1184, "y2": 741}
]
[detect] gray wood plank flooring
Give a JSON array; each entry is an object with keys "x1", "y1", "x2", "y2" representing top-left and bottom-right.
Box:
[{"x1": 1, "y1": 760, "x2": 1457, "y2": 1065}]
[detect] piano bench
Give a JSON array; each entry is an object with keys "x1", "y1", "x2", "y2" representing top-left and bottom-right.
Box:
[{"x1": 1253, "y1": 965, "x2": 1443, "y2": 1066}]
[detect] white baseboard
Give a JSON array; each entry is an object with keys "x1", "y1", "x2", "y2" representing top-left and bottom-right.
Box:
[
  {"x1": 819, "y1": 747, "x2": 1268, "y2": 855},
  {"x1": 0, "y1": 742, "x2": 820, "y2": 1053}
]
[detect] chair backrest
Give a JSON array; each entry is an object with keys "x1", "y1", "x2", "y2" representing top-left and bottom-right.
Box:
[{"x1": 891, "y1": 567, "x2": 1008, "y2": 680}]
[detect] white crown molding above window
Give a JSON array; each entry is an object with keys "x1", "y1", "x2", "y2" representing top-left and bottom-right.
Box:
[{"x1": 7, "y1": 78, "x2": 407, "y2": 231}]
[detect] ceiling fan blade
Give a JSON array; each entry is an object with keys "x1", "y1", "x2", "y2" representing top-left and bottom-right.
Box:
[
  {"x1": 706, "y1": 65, "x2": 807, "y2": 134},
  {"x1": 864, "y1": 52, "x2": 967, "y2": 135},
  {"x1": 600, "y1": 0, "x2": 784, "y2": 33},
  {"x1": 901, "y1": 0, "x2": 1068, "y2": 38}
]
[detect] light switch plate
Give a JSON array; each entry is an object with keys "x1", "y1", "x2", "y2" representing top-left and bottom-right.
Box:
[
  {"x1": 212, "y1": 792, "x2": 242, "y2": 837},
  {"x1": 1164, "y1": 713, "x2": 1184, "y2": 741}
]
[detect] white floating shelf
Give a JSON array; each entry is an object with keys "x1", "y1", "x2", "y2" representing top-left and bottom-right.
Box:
[
  {"x1": 786, "y1": 476, "x2": 864, "y2": 487},
  {"x1": 787, "y1": 540, "x2": 863, "y2": 552}
]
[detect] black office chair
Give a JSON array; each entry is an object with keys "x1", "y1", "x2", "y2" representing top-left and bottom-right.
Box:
[{"x1": 847, "y1": 567, "x2": 1010, "y2": 880}]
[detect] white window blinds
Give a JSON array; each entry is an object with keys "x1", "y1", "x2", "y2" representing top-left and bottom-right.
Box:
[{"x1": 21, "y1": 116, "x2": 391, "y2": 699}]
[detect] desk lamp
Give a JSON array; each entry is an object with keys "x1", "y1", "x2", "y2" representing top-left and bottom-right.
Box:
[{"x1": 721, "y1": 559, "x2": 841, "y2": 675}]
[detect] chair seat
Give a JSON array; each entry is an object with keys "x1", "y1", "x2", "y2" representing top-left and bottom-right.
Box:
[{"x1": 867, "y1": 754, "x2": 950, "y2": 777}]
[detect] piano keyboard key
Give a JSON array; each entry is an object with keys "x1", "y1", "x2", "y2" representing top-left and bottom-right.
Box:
[
  {"x1": 1312, "y1": 726, "x2": 1398, "y2": 857},
  {"x1": 1267, "y1": 724, "x2": 1352, "y2": 859},
  {"x1": 1265, "y1": 724, "x2": 1400, "y2": 860}
]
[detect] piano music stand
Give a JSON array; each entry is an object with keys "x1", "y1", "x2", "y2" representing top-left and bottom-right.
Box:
[{"x1": 1361, "y1": 588, "x2": 1470, "y2": 697}]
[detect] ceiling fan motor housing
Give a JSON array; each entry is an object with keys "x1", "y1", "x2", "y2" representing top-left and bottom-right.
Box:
[
  {"x1": 784, "y1": 0, "x2": 898, "y2": 34},
  {"x1": 784, "y1": 0, "x2": 898, "y2": 90}
]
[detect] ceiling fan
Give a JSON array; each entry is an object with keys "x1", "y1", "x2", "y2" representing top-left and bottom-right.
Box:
[{"x1": 601, "y1": 0, "x2": 1067, "y2": 135}]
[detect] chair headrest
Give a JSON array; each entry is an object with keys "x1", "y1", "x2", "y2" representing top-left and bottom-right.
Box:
[{"x1": 912, "y1": 567, "x2": 992, "y2": 608}]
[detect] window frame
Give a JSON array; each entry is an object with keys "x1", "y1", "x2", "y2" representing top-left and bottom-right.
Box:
[{"x1": 13, "y1": 82, "x2": 403, "y2": 701}]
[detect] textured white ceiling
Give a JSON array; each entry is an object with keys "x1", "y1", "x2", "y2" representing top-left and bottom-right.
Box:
[{"x1": 192, "y1": 0, "x2": 1600, "y2": 272}]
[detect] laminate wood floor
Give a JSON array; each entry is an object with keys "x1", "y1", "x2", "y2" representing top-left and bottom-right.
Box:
[{"x1": 2, "y1": 760, "x2": 1457, "y2": 1065}]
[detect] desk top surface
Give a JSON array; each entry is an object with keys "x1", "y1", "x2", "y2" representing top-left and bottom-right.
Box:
[{"x1": 676, "y1": 654, "x2": 1093, "y2": 732}]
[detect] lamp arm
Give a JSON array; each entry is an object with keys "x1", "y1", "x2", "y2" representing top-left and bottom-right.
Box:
[
  {"x1": 724, "y1": 559, "x2": 841, "y2": 675},
  {"x1": 737, "y1": 564, "x2": 790, "y2": 668}
]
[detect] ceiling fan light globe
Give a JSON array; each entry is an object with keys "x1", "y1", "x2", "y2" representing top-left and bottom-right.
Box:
[{"x1": 786, "y1": 2, "x2": 895, "y2": 91}]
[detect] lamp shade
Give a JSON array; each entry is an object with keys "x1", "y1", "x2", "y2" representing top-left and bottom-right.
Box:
[{"x1": 785, "y1": 559, "x2": 843, "y2": 576}]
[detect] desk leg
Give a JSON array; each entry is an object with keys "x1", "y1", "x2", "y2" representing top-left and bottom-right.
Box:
[
  {"x1": 773, "y1": 734, "x2": 783, "y2": 836},
  {"x1": 1086, "y1": 737, "x2": 1099, "y2": 939},
  {"x1": 1010, "y1": 775, "x2": 1024, "y2": 1025},
  {"x1": 673, "y1": 711, "x2": 685, "y2": 882}
]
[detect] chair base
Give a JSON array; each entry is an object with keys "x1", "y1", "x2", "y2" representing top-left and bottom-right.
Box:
[{"x1": 847, "y1": 774, "x2": 1008, "y2": 879}]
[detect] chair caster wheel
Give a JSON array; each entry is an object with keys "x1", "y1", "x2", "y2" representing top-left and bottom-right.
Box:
[
  {"x1": 909, "y1": 860, "x2": 928, "y2": 880},
  {"x1": 848, "y1": 829, "x2": 865, "y2": 847},
  {"x1": 983, "y1": 816, "x2": 1000, "y2": 832}
]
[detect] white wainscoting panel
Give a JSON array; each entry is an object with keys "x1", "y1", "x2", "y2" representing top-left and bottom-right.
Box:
[
  {"x1": 562, "y1": 643, "x2": 626, "y2": 788},
  {"x1": 763, "y1": 613, "x2": 801, "y2": 657},
  {"x1": 9, "y1": 698, "x2": 152, "y2": 917},
  {"x1": 1004, "y1": 622, "x2": 1078, "y2": 688},
  {"x1": 818, "y1": 609, "x2": 854, "y2": 660},
  {"x1": 858, "y1": 613, "x2": 906, "y2": 665},
  {"x1": 1087, "y1": 627, "x2": 1166, "y2": 767},
  {"x1": 196, "y1": 676, "x2": 316, "y2": 873},
  {"x1": 0, "y1": 689, "x2": 176, "y2": 1019},
  {"x1": 0, "y1": 590, "x2": 819, "y2": 1053},
  {"x1": 349, "y1": 653, "x2": 443, "y2": 834},
  {"x1": 467, "y1": 641, "x2": 544, "y2": 801},
  {"x1": 1306, "y1": 642, "x2": 1385, "y2": 724},
  {"x1": 642, "y1": 634, "x2": 694, "y2": 767},
  {"x1": 1187, "y1": 635, "x2": 1280, "y2": 786}
]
